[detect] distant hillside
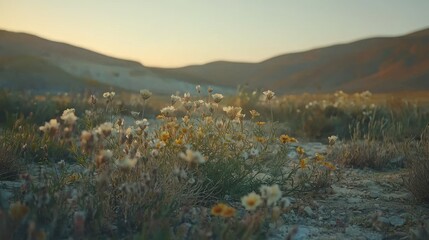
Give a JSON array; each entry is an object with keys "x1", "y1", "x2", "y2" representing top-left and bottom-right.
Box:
[
  {"x1": 152, "y1": 28, "x2": 429, "y2": 94},
  {"x1": 1, "y1": 28, "x2": 429, "y2": 94},
  {"x1": 0, "y1": 30, "x2": 233, "y2": 94}
]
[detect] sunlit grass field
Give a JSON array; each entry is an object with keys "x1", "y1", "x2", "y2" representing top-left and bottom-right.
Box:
[{"x1": 1, "y1": 87, "x2": 429, "y2": 239}]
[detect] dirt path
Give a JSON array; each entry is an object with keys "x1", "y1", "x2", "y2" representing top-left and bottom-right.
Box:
[{"x1": 269, "y1": 168, "x2": 429, "y2": 240}]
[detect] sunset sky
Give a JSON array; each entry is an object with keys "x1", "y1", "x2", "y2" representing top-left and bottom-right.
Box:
[{"x1": 1, "y1": 0, "x2": 429, "y2": 67}]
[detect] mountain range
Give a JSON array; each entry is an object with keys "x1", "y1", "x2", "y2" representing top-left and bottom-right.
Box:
[{"x1": 1, "y1": 28, "x2": 429, "y2": 95}]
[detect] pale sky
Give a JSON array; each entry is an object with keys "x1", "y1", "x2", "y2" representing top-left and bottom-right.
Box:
[{"x1": 1, "y1": 0, "x2": 429, "y2": 67}]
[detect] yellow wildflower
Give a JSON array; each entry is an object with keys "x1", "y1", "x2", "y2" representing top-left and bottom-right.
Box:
[
  {"x1": 222, "y1": 206, "x2": 236, "y2": 217},
  {"x1": 300, "y1": 158, "x2": 308, "y2": 169},
  {"x1": 9, "y1": 202, "x2": 29, "y2": 221},
  {"x1": 249, "y1": 110, "x2": 260, "y2": 119},
  {"x1": 211, "y1": 203, "x2": 227, "y2": 216},
  {"x1": 160, "y1": 131, "x2": 170, "y2": 142},
  {"x1": 241, "y1": 192, "x2": 262, "y2": 211},
  {"x1": 315, "y1": 153, "x2": 325, "y2": 162},
  {"x1": 280, "y1": 134, "x2": 298, "y2": 144},
  {"x1": 256, "y1": 121, "x2": 266, "y2": 126},
  {"x1": 322, "y1": 161, "x2": 336, "y2": 171},
  {"x1": 296, "y1": 146, "x2": 305, "y2": 155},
  {"x1": 256, "y1": 136, "x2": 267, "y2": 143}
]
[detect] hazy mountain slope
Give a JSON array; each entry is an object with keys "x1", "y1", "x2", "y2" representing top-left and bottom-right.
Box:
[
  {"x1": 0, "y1": 55, "x2": 117, "y2": 92},
  {"x1": 0, "y1": 30, "x2": 234, "y2": 94}
]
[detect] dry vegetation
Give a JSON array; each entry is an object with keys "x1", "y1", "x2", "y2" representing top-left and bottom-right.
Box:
[{"x1": 0, "y1": 87, "x2": 428, "y2": 239}]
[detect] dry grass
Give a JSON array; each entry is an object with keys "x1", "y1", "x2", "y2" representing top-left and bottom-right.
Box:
[{"x1": 405, "y1": 126, "x2": 429, "y2": 202}]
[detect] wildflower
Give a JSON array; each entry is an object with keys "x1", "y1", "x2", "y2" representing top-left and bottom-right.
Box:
[
  {"x1": 150, "y1": 139, "x2": 166, "y2": 149},
  {"x1": 9, "y1": 201, "x2": 29, "y2": 221},
  {"x1": 39, "y1": 119, "x2": 60, "y2": 135},
  {"x1": 116, "y1": 156, "x2": 138, "y2": 169},
  {"x1": 256, "y1": 121, "x2": 266, "y2": 126},
  {"x1": 204, "y1": 116, "x2": 213, "y2": 124},
  {"x1": 183, "y1": 92, "x2": 191, "y2": 102},
  {"x1": 260, "y1": 184, "x2": 282, "y2": 206},
  {"x1": 174, "y1": 138, "x2": 184, "y2": 146},
  {"x1": 322, "y1": 161, "x2": 336, "y2": 171},
  {"x1": 115, "y1": 118, "x2": 124, "y2": 128},
  {"x1": 211, "y1": 203, "x2": 236, "y2": 217},
  {"x1": 89, "y1": 94, "x2": 97, "y2": 105},
  {"x1": 256, "y1": 136, "x2": 267, "y2": 143},
  {"x1": 296, "y1": 146, "x2": 305, "y2": 155},
  {"x1": 206, "y1": 102, "x2": 215, "y2": 113},
  {"x1": 61, "y1": 108, "x2": 78, "y2": 125},
  {"x1": 360, "y1": 90, "x2": 372, "y2": 98},
  {"x1": 280, "y1": 134, "x2": 298, "y2": 144},
  {"x1": 171, "y1": 94, "x2": 181, "y2": 105},
  {"x1": 249, "y1": 147, "x2": 259, "y2": 157},
  {"x1": 328, "y1": 135, "x2": 338, "y2": 145},
  {"x1": 315, "y1": 153, "x2": 325, "y2": 162},
  {"x1": 81, "y1": 130, "x2": 95, "y2": 153},
  {"x1": 196, "y1": 85, "x2": 201, "y2": 93},
  {"x1": 211, "y1": 203, "x2": 227, "y2": 216},
  {"x1": 249, "y1": 110, "x2": 260, "y2": 119},
  {"x1": 103, "y1": 91, "x2": 115, "y2": 100},
  {"x1": 216, "y1": 119, "x2": 224, "y2": 128},
  {"x1": 160, "y1": 106, "x2": 176, "y2": 117},
  {"x1": 97, "y1": 122, "x2": 113, "y2": 137},
  {"x1": 182, "y1": 115, "x2": 190, "y2": 124},
  {"x1": 241, "y1": 192, "x2": 262, "y2": 211},
  {"x1": 263, "y1": 90, "x2": 275, "y2": 101},
  {"x1": 184, "y1": 101, "x2": 193, "y2": 111},
  {"x1": 95, "y1": 150, "x2": 113, "y2": 168},
  {"x1": 223, "y1": 106, "x2": 242, "y2": 120},
  {"x1": 160, "y1": 131, "x2": 170, "y2": 142},
  {"x1": 179, "y1": 149, "x2": 206, "y2": 164},
  {"x1": 212, "y1": 93, "x2": 224, "y2": 103},
  {"x1": 140, "y1": 89, "x2": 152, "y2": 100},
  {"x1": 236, "y1": 113, "x2": 246, "y2": 122},
  {"x1": 300, "y1": 158, "x2": 308, "y2": 169},
  {"x1": 222, "y1": 206, "x2": 236, "y2": 217},
  {"x1": 194, "y1": 99, "x2": 205, "y2": 108},
  {"x1": 65, "y1": 173, "x2": 80, "y2": 184},
  {"x1": 136, "y1": 119, "x2": 149, "y2": 130}
]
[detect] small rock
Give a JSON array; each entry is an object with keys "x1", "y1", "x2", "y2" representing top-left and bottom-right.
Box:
[
  {"x1": 378, "y1": 216, "x2": 390, "y2": 225},
  {"x1": 292, "y1": 226, "x2": 310, "y2": 240},
  {"x1": 389, "y1": 216, "x2": 406, "y2": 227},
  {"x1": 303, "y1": 206, "x2": 313, "y2": 216}
]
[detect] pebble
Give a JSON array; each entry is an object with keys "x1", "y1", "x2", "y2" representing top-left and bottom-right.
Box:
[
  {"x1": 304, "y1": 206, "x2": 314, "y2": 216},
  {"x1": 293, "y1": 226, "x2": 311, "y2": 240},
  {"x1": 389, "y1": 216, "x2": 406, "y2": 227}
]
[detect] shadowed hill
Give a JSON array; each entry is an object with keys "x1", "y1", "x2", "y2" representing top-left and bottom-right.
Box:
[
  {"x1": 0, "y1": 30, "x2": 232, "y2": 94},
  {"x1": 154, "y1": 28, "x2": 429, "y2": 94}
]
